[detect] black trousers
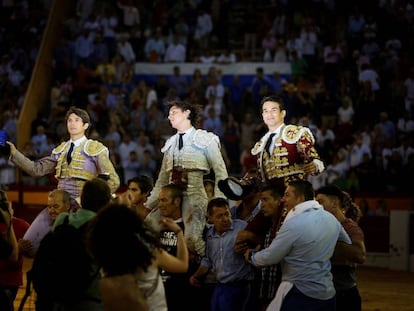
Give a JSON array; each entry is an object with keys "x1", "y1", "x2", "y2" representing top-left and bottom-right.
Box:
[
  {"x1": 0, "y1": 285, "x2": 18, "y2": 311},
  {"x1": 336, "y1": 286, "x2": 361, "y2": 311}
]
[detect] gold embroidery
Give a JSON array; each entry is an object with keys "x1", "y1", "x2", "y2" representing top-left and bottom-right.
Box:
[
  {"x1": 282, "y1": 125, "x2": 302, "y2": 143},
  {"x1": 52, "y1": 141, "x2": 67, "y2": 154},
  {"x1": 84, "y1": 140, "x2": 106, "y2": 156}
]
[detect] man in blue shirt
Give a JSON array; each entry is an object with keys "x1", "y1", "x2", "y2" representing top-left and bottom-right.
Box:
[
  {"x1": 190, "y1": 198, "x2": 254, "y2": 311},
  {"x1": 246, "y1": 180, "x2": 351, "y2": 311}
]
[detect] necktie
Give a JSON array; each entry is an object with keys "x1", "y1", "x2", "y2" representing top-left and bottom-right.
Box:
[
  {"x1": 67, "y1": 142, "x2": 74, "y2": 164},
  {"x1": 264, "y1": 133, "x2": 275, "y2": 155},
  {"x1": 178, "y1": 133, "x2": 185, "y2": 150}
]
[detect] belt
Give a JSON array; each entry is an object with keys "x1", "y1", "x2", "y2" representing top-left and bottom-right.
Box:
[{"x1": 172, "y1": 167, "x2": 200, "y2": 172}]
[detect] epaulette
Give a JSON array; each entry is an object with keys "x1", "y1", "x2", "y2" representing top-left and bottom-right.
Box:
[
  {"x1": 282, "y1": 125, "x2": 315, "y2": 144},
  {"x1": 251, "y1": 134, "x2": 270, "y2": 155},
  {"x1": 193, "y1": 129, "x2": 219, "y2": 149},
  {"x1": 84, "y1": 139, "x2": 107, "y2": 156},
  {"x1": 52, "y1": 141, "x2": 68, "y2": 155},
  {"x1": 161, "y1": 135, "x2": 175, "y2": 153}
]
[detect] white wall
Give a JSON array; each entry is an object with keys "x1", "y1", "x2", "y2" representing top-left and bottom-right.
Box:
[{"x1": 134, "y1": 62, "x2": 292, "y2": 76}]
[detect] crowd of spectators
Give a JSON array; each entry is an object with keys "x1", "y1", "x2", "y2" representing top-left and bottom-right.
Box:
[{"x1": 0, "y1": 0, "x2": 413, "y2": 196}]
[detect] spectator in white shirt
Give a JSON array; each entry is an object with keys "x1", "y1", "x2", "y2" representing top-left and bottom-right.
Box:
[
  {"x1": 117, "y1": 0, "x2": 140, "y2": 30},
  {"x1": 337, "y1": 96, "x2": 355, "y2": 125},
  {"x1": 198, "y1": 48, "x2": 216, "y2": 64},
  {"x1": 203, "y1": 107, "x2": 223, "y2": 138},
  {"x1": 216, "y1": 49, "x2": 237, "y2": 64},
  {"x1": 316, "y1": 124, "x2": 335, "y2": 149},
  {"x1": 31, "y1": 125, "x2": 48, "y2": 155},
  {"x1": 83, "y1": 13, "x2": 101, "y2": 36},
  {"x1": 336, "y1": 96, "x2": 355, "y2": 145},
  {"x1": 381, "y1": 139, "x2": 394, "y2": 170},
  {"x1": 0, "y1": 154, "x2": 16, "y2": 189},
  {"x1": 164, "y1": 32, "x2": 186, "y2": 63},
  {"x1": 315, "y1": 124, "x2": 335, "y2": 160},
  {"x1": 135, "y1": 134, "x2": 155, "y2": 160},
  {"x1": 74, "y1": 28, "x2": 95, "y2": 68},
  {"x1": 299, "y1": 24, "x2": 318, "y2": 69},
  {"x1": 397, "y1": 110, "x2": 414, "y2": 138},
  {"x1": 144, "y1": 28, "x2": 165, "y2": 63},
  {"x1": 285, "y1": 30, "x2": 302, "y2": 59},
  {"x1": 349, "y1": 133, "x2": 372, "y2": 168},
  {"x1": 123, "y1": 150, "x2": 140, "y2": 185},
  {"x1": 193, "y1": 8, "x2": 213, "y2": 54},
  {"x1": 273, "y1": 39, "x2": 288, "y2": 63},
  {"x1": 118, "y1": 133, "x2": 139, "y2": 167},
  {"x1": 100, "y1": 7, "x2": 119, "y2": 58},
  {"x1": 136, "y1": 80, "x2": 158, "y2": 110},
  {"x1": 393, "y1": 136, "x2": 414, "y2": 166},
  {"x1": 403, "y1": 67, "x2": 414, "y2": 118},
  {"x1": 204, "y1": 74, "x2": 225, "y2": 117},
  {"x1": 358, "y1": 63, "x2": 380, "y2": 92},
  {"x1": 8, "y1": 63, "x2": 25, "y2": 87},
  {"x1": 117, "y1": 33, "x2": 136, "y2": 64},
  {"x1": 262, "y1": 31, "x2": 277, "y2": 62},
  {"x1": 325, "y1": 148, "x2": 350, "y2": 185},
  {"x1": 104, "y1": 124, "x2": 122, "y2": 147}
]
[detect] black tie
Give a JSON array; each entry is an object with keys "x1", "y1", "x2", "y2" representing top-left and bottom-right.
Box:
[
  {"x1": 265, "y1": 133, "x2": 275, "y2": 155},
  {"x1": 67, "y1": 142, "x2": 74, "y2": 164},
  {"x1": 178, "y1": 133, "x2": 185, "y2": 150}
]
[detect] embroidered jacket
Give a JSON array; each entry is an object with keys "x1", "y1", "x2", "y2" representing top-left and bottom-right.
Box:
[
  {"x1": 252, "y1": 124, "x2": 324, "y2": 185},
  {"x1": 11, "y1": 139, "x2": 120, "y2": 199}
]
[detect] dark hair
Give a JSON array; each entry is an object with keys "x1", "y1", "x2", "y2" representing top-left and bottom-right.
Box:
[
  {"x1": 207, "y1": 197, "x2": 229, "y2": 216},
  {"x1": 316, "y1": 185, "x2": 344, "y2": 202},
  {"x1": 65, "y1": 106, "x2": 91, "y2": 127},
  {"x1": 81, "y1": 178, "x2": 112, "y2": 212},
  {"x1": 260, "y1": 95, "x2": 286, "y2": 111},
  {"x1": 259, "y1": 183, "x2": 285, "y2": 199},
  {"x1": 161, "y1": 184, "x2": 183, "y2": 204},
  {"x1": 316, "y1": 186, "x2": 362, "y2": 222},
  {"x1": 342, "y1": 191, "x2": 362, "y2": 222},
  {"x1": 256, "y1": 67, "x2": 264, "y2": 73},
  {"x1": 127, "y1": 175, "x2": 154, "y2": 195},
  {"x1": 288, "y1": 180, "x2": 314, "y2": 201},
  {"x1": 167, "y1": 100, "x2": 202, "y2": 128},
  {"x1": 88, "y1": 203, "x2": 160, "y2": 276}
]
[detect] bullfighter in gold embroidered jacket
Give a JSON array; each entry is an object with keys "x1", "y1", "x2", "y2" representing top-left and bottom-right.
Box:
[
  {"x1": 7, "y1": 107, "x2": 120, "y2": 200},
  {"x1": 252, "y1": 95, "x2": 324, "y2": 186}
]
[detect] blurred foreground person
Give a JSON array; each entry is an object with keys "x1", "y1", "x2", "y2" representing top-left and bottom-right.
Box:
[
  {"x1": 89, "y1": 203, "x2": 189, "y2": 311},
  {"x1": 316, "y1": 185, "x2": 366, "y2": 311}
]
